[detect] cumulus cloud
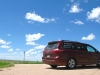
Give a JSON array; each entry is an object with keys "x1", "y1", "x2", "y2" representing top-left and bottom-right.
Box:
[
  {"x1": 34, "y1": 45, "x2": 46, "y2": 50},
  {"x1": 66, "y1": 28, "x2": 72, "y2": 31},
  {"x1": 25, "y1": 33, "x2": 45, "y2": 59},
  {"x1": 25, "y1": 12, "x2": 55, "y2": 23},
  {"x1": 25, "y1": 49, "x2": 35, "y2": 56},
  {"x1": 6, "y1": 42, "x2": 12, "y2": 45},
  {"x1": 26, "y1": 41, "x2": 37, "y2": 45},
  {"x1": 8, "y1": 48, "x2": 13, "y2": 52},
  {"x1": 26, "y1": 33, "x2": 45, "y2": 42},
  {"x1": 63, "y1": 7, "x2": 66, "y2": 13},
  {"x1": 69, "y1": 3, "x2": 83, "y2": 13},
  {"x1": 16, "y1": 48, "x2": 20, "y2": 51},
  {"x1": 0, "y1": 45, "x2": 11, "y2": 49},
  {"x1": 70, "y1": 0, "x2": 74, "y2": 2},
  {"x1": 0, "y1": 38, "x2": 11, "y2": 45},
  {"x1": 71, "y1": 19, "x2": 84, "y2": 25},
  {"x1": 83, "y1": 0, "x2": 88, "y2": 3},
  {"x1": 25, "y1": 33, "x2": 45, "y2": 45},
  {"x1": 13, "y1": 52, "x2": 17, "y2": 55},
  {"x1": 26, "y1": 44, "x2": 46, "y2": 56},
  {"x1": 7, "y1": 34, "x2": 11, "y2": 36},
  {"x1": 87, "y1": 7, "x2": 100, "y2": 23},
  {"x1": 0, "y1": 38, "x2": 12, "y2": 49},
  {"x1": 28, "y1": 21, "x2": 34, "y2": 24},
  {"x1": 82, "y1": 33, "x2": 95, "y2": 40},
  {"x1": 0, "y1": 38, "x2": 6, "y2": 44}
]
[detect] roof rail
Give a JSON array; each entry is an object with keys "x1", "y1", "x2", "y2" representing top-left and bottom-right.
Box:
[{"x1": 61, "y1": 40, "x2": 80, "y2": 43}]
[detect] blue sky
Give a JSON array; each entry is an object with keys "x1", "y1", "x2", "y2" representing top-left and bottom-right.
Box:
[{"x1": 0, "y1": 0, "x2": 100, "y2": 61}]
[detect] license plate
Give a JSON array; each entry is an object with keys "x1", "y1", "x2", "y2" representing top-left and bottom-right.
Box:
[{"x1": 47, "y1": 55, "x2": 50, "y2": 57}]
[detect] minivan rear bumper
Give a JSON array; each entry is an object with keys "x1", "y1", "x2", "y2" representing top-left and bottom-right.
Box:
[{"x1": 42, "y1": 58, "x2": 66, "y2": 66}]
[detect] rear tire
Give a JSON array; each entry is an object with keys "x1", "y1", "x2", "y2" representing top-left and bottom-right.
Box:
[
  {"x1": 81, "y1": 65, "x2": 85, "y2": 67},
  {"x1": 66, "y1": 58, "x2": 76, "y2": 69},
  {"x1": 50, "y1": 65, "x2": 57, "y2": 68},
  {"x1": 96, "y1": 59, "x2": 100, "y2": 67}
]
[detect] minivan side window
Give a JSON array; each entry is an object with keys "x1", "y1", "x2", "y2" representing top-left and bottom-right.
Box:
[
  {"x1": 62, "y1": 42, "x2": 75, "y2": 50},
  {"x1": 87, "y1": 45, "x2": 95, "y2": 52},
  {"x1": 75, "y1": 44, "x2": 87, "y2": 51}
]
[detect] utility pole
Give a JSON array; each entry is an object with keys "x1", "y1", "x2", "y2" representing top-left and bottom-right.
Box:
[{"x1": 24, "y1": 51, "x2": 25, "y2": 61}]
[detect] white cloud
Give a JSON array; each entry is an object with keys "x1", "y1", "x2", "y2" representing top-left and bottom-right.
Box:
[
  {"x1": 7, "y1": 34, "x2": 11, "y2": 36},
  {"x1": 87, "y1": 7, "x2": 100, "y2": 23},
  {"x1": 8, "y1": 48, "x2": 13, "y2": 52},
  {"x1": 26, "y1": 41, "x2": 38, "y2": 45},
  {"x1": 71, "y1": 19, "x2": 84, "y2": 25},
  {"x1": 0, "y1": 38, "x2": 12, "y2": 45},
  {"x1": 63, "y1": 7, "x2": 66, "y2": 13},
  {"x1": 34, "y1": 45, "x2": 46, "y2": 50},
  {"x1": 38, "y1": 50, "x2": 41, "y2": 53},
  {"x1": 69, "y1": 3, "x2": 83, "y2": 13},
  {"x1": 13, "y1": 52, "x2": 17, "y2": 55},
  {"x1": 58, "y1": 38, "x2": 61, "y2": 41},
  {"x1": 82, "y1": 33, "x2": 95, "y2": 40},
  {"x1": 25, "y1": 33, "x2": 45, "y2": 45},
  {"x1": 83, "y1": 0, "x2": 88, "y2": 3},
  {"x1": 25, "y1": 49, "x2": 35, "y2": 56},
  {"x1": 70, "y1": 0, "x2": 74, "y2": 2},
  {"x1": 0, "y1": 38, "x2": 6, "y2": 44},
  {"x1": 28, "y1": 21, "x2": 34, "y2": 24},
  {"x1": 6, "y1": 42, "x2": 12, "y2": 45},
  {"x1": 34, "y1": 54, "x2": 42, "y2": 59},
  {"x1": 0, "y1": 53, "x2": 24, "y2": 60},
  {"x1": 26, "y1": 33, "x2": 45, "y2": 42},
  {"x1": 0, "y1": 45, "x2": 11, "y2": 49},
  {"x1": 16, "y1": 48, "x2": 20, "y2": 51},
  {"x1": 30, "y1": 51, "x2": 37, "y2": 55},
  {"x1": 26, "y1": 44, "x2": 45, "y2": 56},
  {"x1": 25, "y1": 12, "x2": 55, "y2": 23},
  {"x1": 74, "y1": 20, "x2": 84, "y2": 25},
  {"x1": 66, "y1": 28, "x2": 72, "y2": 31},
  {"x1": 0, "y1": 38, "x2": 12, "y2": 49}
]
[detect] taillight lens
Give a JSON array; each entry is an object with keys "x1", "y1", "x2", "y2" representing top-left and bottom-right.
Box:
[
  {"x1": 43, "y1": 50, "x2": 46, "y2": 53},
  {"x1": 55, "y1": 56, "x2": 59, "y2": 58}
]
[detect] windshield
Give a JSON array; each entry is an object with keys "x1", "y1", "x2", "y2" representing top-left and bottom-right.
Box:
[{"x1": 44, "y1": 42, "x2": 58, "y2": 50}]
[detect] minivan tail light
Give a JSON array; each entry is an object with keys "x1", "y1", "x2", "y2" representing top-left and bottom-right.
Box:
[
  {"x1": 55, "y1": 56, "x2": 59, "y2": 58},
  {"x1": 52, "y1": 49, "x2": 59, "y2": 53},
  {"x1": 43, "y1": 50, "x2": 46, "y2": 53},
  {"x1": 54, "y1": 48, "x2": 59, "y2": 50}
]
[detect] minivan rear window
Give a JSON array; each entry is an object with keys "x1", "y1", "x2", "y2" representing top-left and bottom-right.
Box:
[{"x1": 44, "y1": 42, "x2": 58, "y2": 50}]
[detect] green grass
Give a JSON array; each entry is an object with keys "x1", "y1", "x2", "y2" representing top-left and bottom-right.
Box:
[
  {"x1": 12, "y1": 60, "x2": 44, "y2": 64},
  {"x1": 0, "y1": 60, "x2": 44, "y2": 64},
  {"x1": 0, "y1": 61, "x2": 14, "y2": 68},
  {"x1": 0, "y1": 60, "x2": 43, "y2": 69}
]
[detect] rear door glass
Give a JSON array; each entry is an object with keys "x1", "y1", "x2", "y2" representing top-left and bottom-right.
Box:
[
  {"x1": 62, "y1": 42, "x2": 75, "y2": 50},
  {"x1": 75, "y1": 44, "x2": 87, "y2": 51},
  {"x1": 44, "y1": 42, "x2": 58, "y2": 50}
]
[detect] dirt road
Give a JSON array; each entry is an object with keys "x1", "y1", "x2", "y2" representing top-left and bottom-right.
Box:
[{"x1": 0, "y1": 64, "x2": 100, "y2": 75}]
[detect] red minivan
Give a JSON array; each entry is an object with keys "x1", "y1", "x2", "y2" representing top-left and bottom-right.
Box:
[{"x1": 42, "y1": 40, "x2": 100, "y2": 69}]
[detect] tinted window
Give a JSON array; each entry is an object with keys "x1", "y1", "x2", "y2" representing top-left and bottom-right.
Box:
[
  {"x1": 87, "y1": 45, "x2": 95, "y2": 52},
  {"x1": 62, "y1": 42, "x2": 75, "y2": 50},
  {"x1": 75, "y1": 44, "x2": 87, "y2": 51},
  {"x1": 44, "y1": 42, "x2": 58, "y2": 50}
]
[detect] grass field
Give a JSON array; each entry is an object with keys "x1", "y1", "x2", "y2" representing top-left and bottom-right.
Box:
[
  {"x1": 0, "y1": 60, "x2": 43, "y2": 64},
  {"x1": 13, "y1": 60, "x2": 44, "y2": 64},
  {"x1": 0, "y1": 61, "x2": 14, "y2": 68},
  {"x1": 0, "y1": 60, "x2": 43, "y2": 68}
]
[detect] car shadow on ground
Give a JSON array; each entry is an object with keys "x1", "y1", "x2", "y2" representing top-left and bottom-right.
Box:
[{"x1": 46, "y1": 65, "x2": 100, "y2": 70}]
